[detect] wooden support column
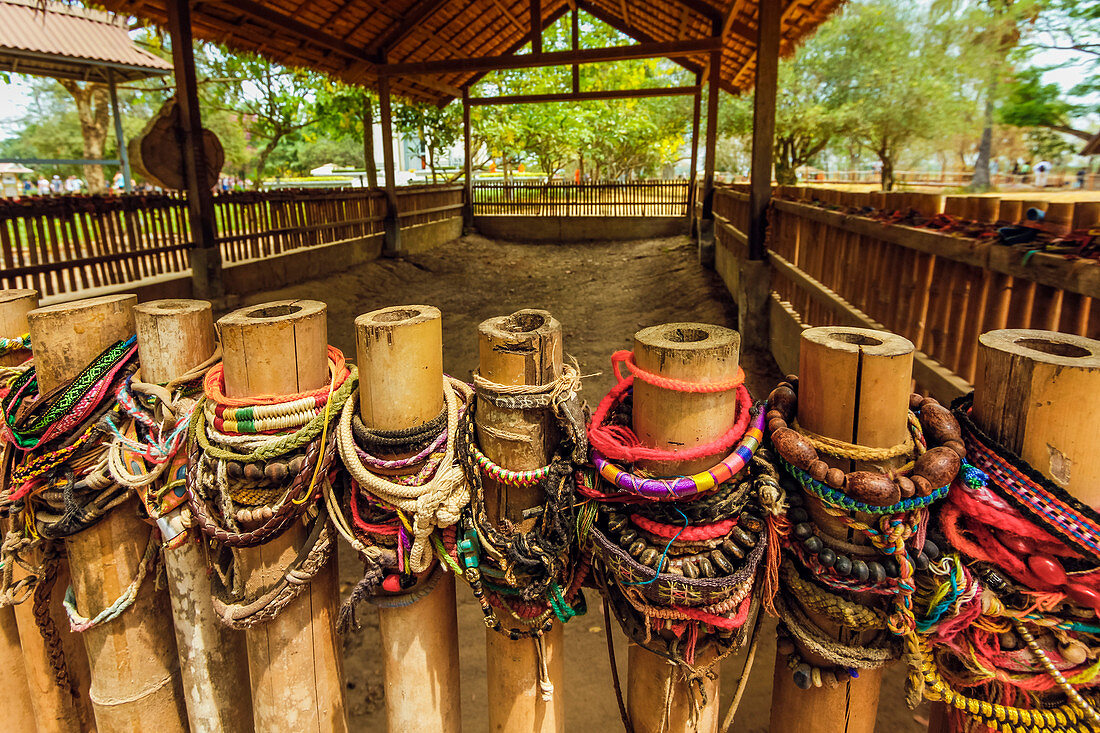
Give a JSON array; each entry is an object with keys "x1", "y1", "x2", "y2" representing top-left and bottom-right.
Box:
[
  {"x1": 571, "y1": 6, "x2": 580, "y2": 94},
  {"x1": 698, "y1": 24, "x2": 721, "y2": 267},
  {"x1": 167, "y1": 0, "x2": 223, "y2": 301},
  {"x1": 217, "y1": 300, "x2": 348, "y2": 733},
  {"x1": 530, "y1": 0, "x2": 542, "y2": 53},
  {"x1": 477, "y1": 309, "x2": 564, "y2": 733},
  {"x1": 379, "y1": 76, "x2": 402, "y2": 254},
  {"x1": 355, "y1": 305, "x2": 462, "y2": 732},
  {"x1": 363, "y1": 94, "x2": 378, "y2": 189},
  {"x1": 626, "y1": 323, "x2": 741, "y2": 733},
  {"x1": 0, "y1": 289, "x2": 42, "y2": 731},
  {"x1": 740, "y1": 0, "x2": 781, "y2": 353},
  {"x1": 28, "y1": 294, "x2": 188, "y2": 732},
  {"x1": 3, "y1": 289, "x2": 95, "y2": 732},
  {"x1": 463, "y1": 88, "x2": 472, "y2": 227},
  {"x1": 107, "y1": 70, "x2": 132, "y2": 194},
  {"x1": 689, "y1": 70, "x2": 702, "y2": 234},
  {"x1": 926, "y1": 330, "x2": 1100, "y2": 733},
  {"x1": 133, "y1": 300, "x2": 253, "y2": 733},
  {"x1": 769, "y1": 327, "x2": 914, "y2": 733}
]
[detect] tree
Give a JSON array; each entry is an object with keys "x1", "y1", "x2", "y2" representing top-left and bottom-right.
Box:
[
  {"x1": 998, "y1": 67, "x2": 1093, "y2": 141},
  {"x1": 314, "y1": 82, "x2": 379, "y2": 186},
  {"x1": 199, "y1": 51, "x2": 321, "y2": 186},
  {"x1": 393, "y1": 101, "x2": 461, "y2": 182}
]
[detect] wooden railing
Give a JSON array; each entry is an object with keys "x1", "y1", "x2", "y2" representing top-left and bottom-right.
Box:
[
  {"x1": 795, "y1": 170, "x2": 1099, "y2": 190},
  {"x1": 471, "y1": 180, "x2": 689, "y2": 217},
  {"x1": 0, "y1": 185, "x2": 462, "y2": 298},
  {"x1": 713, "y1": 184, "x2": 1100, "y2": 401}
]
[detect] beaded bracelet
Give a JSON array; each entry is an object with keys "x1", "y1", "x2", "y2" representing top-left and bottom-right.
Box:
[
  {"x1": 469, "y1": 438, "x2": 554, "y2": 486},
  {"x1": 767, "y1": 378, "x2": 964, "y2": 507},
  {"x1": 0, "y1": 333, "x2": 30, "y2": 357},
  {"x1": 591, "y1": 406, "x2": 765, "y2": 500}
]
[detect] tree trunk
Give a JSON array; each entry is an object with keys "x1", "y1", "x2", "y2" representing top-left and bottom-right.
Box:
[
  {"x1": 59, "y1": 80, "x2": 109, "y2": 193},
  {"x1": 881, "y1": 156, "x2": 895, "y2": 192},
  {"x1": 970, "y1": 73, "x2": 998, "y2": 191},
  {"x1": 363, "y1": 95, "x2": 378, "y2": 189},
  {"x1": 252, "y1": 135, "x2": 282, "y2": 189}
]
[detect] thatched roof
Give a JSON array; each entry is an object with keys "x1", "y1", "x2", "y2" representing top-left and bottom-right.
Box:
[
  {"x1": 99, "y1": 0, "x2": 843, "y2": 103},
  {"x1": 0, "y1": 0, "x2": 171, "y2": 82}
]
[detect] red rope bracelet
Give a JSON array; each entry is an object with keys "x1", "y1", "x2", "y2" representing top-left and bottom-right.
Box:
[
  {"x1": 204, "y1": 345, "x2": 349, "y2": 406},
  {"x1": 630, "y1": 514, "x2": 737, "y2": 541}
]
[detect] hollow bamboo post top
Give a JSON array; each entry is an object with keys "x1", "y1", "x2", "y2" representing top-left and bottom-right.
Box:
[
  {"x1": 0, "y1": 289, "x2": 37, "y2": 368},
  {"x1": 631, "y1": 322, "x2": 740, "y2": 476},
  {"x1": 974, "y1": 330, "x2": 1100, "y2": 505},
  {"x1": 477, "y1": 308, "x2": 562, "y2": 387},
  {"x1": 798, "y1": 327, "x2": 914, "y2": 471},
  {"x1": 356, "y1": 305, "x2": 443, "y2": 430},
  {"x1": 135, "y1": 299, "x2": 216, "y2": 385},
  {"x1": 218, "y1": 299, "x2": 328, "y2": 396},
  {"x1": 27, "y1": 294, "x2": 136, "y2": 393}
]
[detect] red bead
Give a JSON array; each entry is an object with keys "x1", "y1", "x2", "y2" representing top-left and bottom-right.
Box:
[
  {"x1": 1028, "y1": 555, "x2": 1068, "y2": 587},
  {"x1": 382, "y1": 574, "x2": 402, "y2": 593},
  {"x1": 999, "y1": 533, "x2": 1031, "y2": 554},
  {"x1": 1066, "y1": 584, "x2": 1100, "y2": 611}
]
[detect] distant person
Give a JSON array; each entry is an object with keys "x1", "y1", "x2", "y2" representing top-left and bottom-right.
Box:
[
  {"x1": 1034, "y1": 160, "x2": 1051, "y2": 188},
  {"x1": 50, "y1": 175, "x2": 62, "y2": 193},
  {"x1": 1077, "y1": 168, "x2": 1087, "y2": 189},
  {"x1": 37, "y1": 176, "x2": 49, "y2": 195},
  {"x1": 22, "y1": 180, "x2": 31, "y2": 195},
  {"x1": 112, "y1": 171, "x2": 125, "y2": 191},
  {"x1": 64, "y1": 175, "x2": 82, "y2": 194}
]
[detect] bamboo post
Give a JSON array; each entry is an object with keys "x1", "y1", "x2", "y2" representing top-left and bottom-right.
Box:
[
  {"x1": 626, "y1": 323, "x2": 742, "y2": 733},
  {"x1": 0, "y1": 289, "x2": 41, "y2": 731},
  {"x1": 217, "y1": 300, "x2": 348, "y2": 733},
  {"x1": 133, "y1": 299, "x2": 253, "y2": 732},
  {"x1": 769, "y1": 326, "x2": 915, "y2": 733},
  {"x1": 27, "y1": 294, "x2": 188, "y2": 731},
  {"x1": 476, "y1": 309, "x2": 565, "y2": 733},
  {"x1": 354, "y1": 305, "x2": 461, "y2": 733}
]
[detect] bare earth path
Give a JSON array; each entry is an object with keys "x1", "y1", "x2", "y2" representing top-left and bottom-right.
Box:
[{"x1": 242, "y1": 233, "x2": 927, "y2": 731}]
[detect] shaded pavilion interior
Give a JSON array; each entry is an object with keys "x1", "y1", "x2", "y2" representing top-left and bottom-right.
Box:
[{"x1": 93, "y1": 0, "x2": 844, "y2": 299}]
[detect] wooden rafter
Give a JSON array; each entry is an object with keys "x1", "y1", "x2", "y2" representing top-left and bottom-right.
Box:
[
  {"x1": 469, "y1": 84, "x2": 698, "y2": 104},
  {"x1": 368, "y1": 0, "x2": 454, "y2": 56}
]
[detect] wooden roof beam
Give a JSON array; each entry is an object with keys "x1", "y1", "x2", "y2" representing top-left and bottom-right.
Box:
[
  {"x1": 221, "y1": 0, "x2": 378, "y2": 69},
  {"x1": 667, "y1": 0, "x2": 722, "y2": 25},
  {"x1": 576, "y1": 0, "x2": 702, "y2": 73},
  {"x1": 729, "y1": 0, "x2": 800, "y2": 88},
  {"x1": 368, "y1": 0, "x2": 454, "y2": 57},
  {"x1": 469, "y1": 84, "x2": 699, "y2": 105},
  {"x1": 379, "y1": 36, "x2": 721, "y2": 76}
]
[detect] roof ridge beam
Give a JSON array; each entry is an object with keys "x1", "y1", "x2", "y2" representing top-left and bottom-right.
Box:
[{"x1": 379, "y1": 37, "x2": 722, "y2": 76}]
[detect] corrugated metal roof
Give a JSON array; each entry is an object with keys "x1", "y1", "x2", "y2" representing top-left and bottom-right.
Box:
[{"x1": 0, "y1": 0, "x2": 171, "y2": 82}]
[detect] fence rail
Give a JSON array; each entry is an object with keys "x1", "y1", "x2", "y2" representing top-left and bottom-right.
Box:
[
  {"x1": 0, "y1": 185, "x2": 463, "y2": 298},
  {"x1": 471, "y1": 180, "x2": 689, "y2": 217},
  {"x1": 713, "y1": 183, "x2": 1100, "y2": 401}
]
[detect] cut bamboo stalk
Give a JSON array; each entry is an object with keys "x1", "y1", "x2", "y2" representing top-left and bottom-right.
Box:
[
  {"x1": 217, "y1": 300, "x2": 348, "y2": 733},
  {"x1": 769, "y1": 326, "x2": 914, "y2": 733},
  {"x1": 355, "y1": 305, "x2": 461, "y2": 733},
  {"x1": 27, "y1": 294, "x2": 188, "y2": 732},
  {"x1": 476, "y1": 309, "x2": 564, "y2": 733},
  {"x1": 628, "y1": 322, "x2": 742, "y2": 733},
  {"x1": 133, "y1": 299, "x2": 253, "y2": 732}
]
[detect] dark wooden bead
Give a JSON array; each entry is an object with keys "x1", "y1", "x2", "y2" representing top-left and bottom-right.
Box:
[
  {"x1": 711, "y1": 550, "x2": 734, "y2": 575},
  {"x1": 802, "y1": 535, "x2": 823, "y2": 553},
  {"x1": 852, "y1": 560, "x2": 870, "y2": 582},
  {"x1": 913, "y1": 446, "x2": 962, "y2": 489},
  {"x1": 845, "y1": 471, "x2": 901, "y2": 506},
  {"x1": 288, "y1": 455, "x2": 305, "y2": 475},
  {"x1": 788, "y1": 507, "x2": 809, "y2": 524},
  {"x1": 786, "y1": 490, "x2": 804, "y2": 507},
  {"x1": 911, "y1": 475, "x2": 933, "y2": 497},
  {"x1": 793, "y1": 664, "x2": 813, "y2": 690},
  {"x1": 731, "y1": 527, "x2": 757, "y2": 548},
  {"x1": 909, "y1": 393, "x2": 924, "y2": 411},
  {"x1": 818, "y1": 548, "x2": 836, "y2": 567},
  {"x1": 784, "y1": 375, "x2": 799, "y2": 387},
  {"x1": 739, "y1": 513, "x2": 764, "y2": 533},
  {"x1": 885, "y1": 560, "x2": 900, "y2": 578},
  {"x1": 697, "y1": 556, "x2": 715, "y2": 578},
  {"x1": 916, "y1": 553, "x2": 930, "y2": 571},
  {"x1": 619, "y1": 529, "x2": 637, "y2": 546},
  {"x1": 771, "y1": 427, "x2": 818, "y2": 471},
  {"x1": 607, "y1": 513, "x2": 628, "y2": 532},
  {"x1": 265, "y1": 461, "x2": 288, "y2": 482},
  {"x1": 834, "y1": 555, "x2": 852, "y2": 576},
  {"x1": 809, "y1": 460, "x2": 829, "y2": 482},
  {"x1": 766, "y1": 409, "x2": 785, "y2": 422},
  {"x1": 944, "y1": 440, "x2": 967, "y2": 459},
  {"x1": 640, "y1": 548, "x2": 660, "y2": 567},
  {"x1": 628, "y1": 540, "x2": 646, "y2": 558},
  {"x1": 868, "y1": 562, "x2": 886, "y2": 584},
  {"x1": 769, "y1": 385, "x2": 797, "y2": 417},
  {"x1": 825, "y1": 468, "x2": 845, "y2": 489},
  {"x1": 682, "y1": 559, "x2": 700, "y2": 579},
  {"x1": 768, "y1": 417, "x2": 788, "y2": 434},
  {"x1": 721, "y1": 539, "x2": 745, "y2": 561},
  {"x1": 243, "y1": 462, "x2": 264, "y2": 482},
  {"x1": 897, "y1": 476, "x2": 916, "y2": 499},
  {"x1": 226, "y1": 461, "x2": 243, "y2": 479},
  {"x1": 919, "y1": 402, "x2": 962, "y2": 445},
  {"x1": 923, "y1": 539, "x2": 940, "y2": 560},
  {"x1": 793, "y1": 522, "x2": 812, "y2": 540}
]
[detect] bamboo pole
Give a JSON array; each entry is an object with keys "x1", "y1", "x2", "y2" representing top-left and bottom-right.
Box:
[
  {"x1": 27, "y1": 294, "x2": 188, "y2": 732},
  {"x1": 133, "y1": 299, "x2": 253, "y2": 732},
  {"x1": 0, "y1": 289, "x2": 41, "y2": 731},
  {"x1": 476, "y1": 309, "x2": 564, "y2": 733},
  {"x1": 354, "y1": 305, "x2": 461, "y2": 733},
  {"x1": 627, "y1": 323, "x2": 742, "y2": 733},
  {"x1": 769, "y1": 326, "x2": 915, "y2": 733},
  {"x1": 216, "y1": 300, "x2": 348, "y2": 733}
]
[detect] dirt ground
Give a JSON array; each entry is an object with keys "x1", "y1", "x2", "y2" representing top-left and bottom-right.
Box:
[{"x1": 243, "y1": 233, "x2": 931, "y2": 732}]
